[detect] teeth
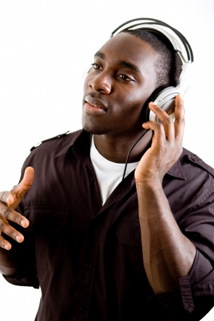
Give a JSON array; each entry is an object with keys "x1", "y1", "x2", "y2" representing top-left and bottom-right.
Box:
[{"x1": 86, "y1": 100, "x2": 97, "y2": 108}]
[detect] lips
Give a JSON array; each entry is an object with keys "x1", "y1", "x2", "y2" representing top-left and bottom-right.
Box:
[{"x1": 84, "y1": 94, "x2": 108, "y2": 112}]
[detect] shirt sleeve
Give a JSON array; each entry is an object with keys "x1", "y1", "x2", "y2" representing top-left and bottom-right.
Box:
[
  {"x1": 152, "y1": 192, "x2": 214, "y2": 319},
  {"x1": 2, "y1": 235, "x2": 39, "y2": 288},
  {"x1": 2, "y1": 202, "x2": 39, "y2": 289}
]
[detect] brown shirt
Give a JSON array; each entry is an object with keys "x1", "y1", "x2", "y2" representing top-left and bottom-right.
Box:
[{"x1": 4, "y1": 129, "x2": 214, "y2": 320}]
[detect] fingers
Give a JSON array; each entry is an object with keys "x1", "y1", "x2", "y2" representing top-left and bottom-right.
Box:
[
  {"x1": 8, "y1": 166, "x2": 34, "y2": 210},
  {"x1": 0, "y1": 232, "x2": 12, "y2": 250},
  {"x1": 0, "y1": 201, "x2": 29, "y2": 250},
  {"x1": 143, "y1": 113, "x2": 165, "y2": 147},
  {"x1": 143, "y1": 94, "x2": 185, "y2": 142},
  {"x1": 0, "y1": 224, "x2": 24, "y2": 251},
  {"x1": 143, "y1": 102, "x2": 173, "y2": 144},
  {"x1": 14, "y1": 166, "x2": 34, "y2": 197},
  {"x1": 0, "y1": 201, "x2": 29, "y2": 228},
  {"x1": 0, "y1": 167, "x2": 34, "y2": 208},
  {"x1": 0, "y1": 166, "x2": 34, "y2": 250},
  {"x1": 174, "y1": 94, "x2": 185, "y2": 140},
  {"x1": 0, "y1": 191, "x2": 15, "y2": 205}
]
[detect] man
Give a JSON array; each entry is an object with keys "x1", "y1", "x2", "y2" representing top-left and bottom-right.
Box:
[{"x1": 0, "y1": 19, "x2": 214, "y2": 320}]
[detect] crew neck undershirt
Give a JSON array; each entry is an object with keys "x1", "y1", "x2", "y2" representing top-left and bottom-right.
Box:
[{"x1": 90, "y1": 136, "x2": 139, "y2": 204}]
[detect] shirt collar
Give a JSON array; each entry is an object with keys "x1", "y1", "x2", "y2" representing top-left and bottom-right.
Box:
[
  {"x1": 55, "y1": 129, "x2": 186, "y2": 180},
  {"x1": 55, "y1": 129, "x2": 90, "y2": 158}
]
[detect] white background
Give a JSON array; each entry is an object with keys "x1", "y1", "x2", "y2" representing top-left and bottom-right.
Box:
[{"x1": 0, "y1": 0, "x2": 214, "y2": 320}]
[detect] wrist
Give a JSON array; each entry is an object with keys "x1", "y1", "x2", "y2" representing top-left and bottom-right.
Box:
[{"x1": 135, "y1": 175, "x2": 163, "y2": 188}]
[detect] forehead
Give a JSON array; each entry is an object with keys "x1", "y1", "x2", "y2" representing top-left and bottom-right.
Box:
[{"x1": 96, "y1": 32, "x2": 159, "y2": 70}]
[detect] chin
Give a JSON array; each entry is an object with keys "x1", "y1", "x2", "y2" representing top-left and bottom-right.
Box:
[
  {"x1": 82, "y1": 123, "x2": 108, "y2": 135},
  {"x1": 82, "y1": 116, "x2": 108, "y2": 135},
  {"x1": 83, "y1": 127, "x2": 108, "y2": 135}
]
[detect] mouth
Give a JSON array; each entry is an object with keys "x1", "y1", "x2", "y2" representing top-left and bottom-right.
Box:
[{"x1": 84, "y1": 95, "x2": 108, "y2": 114}]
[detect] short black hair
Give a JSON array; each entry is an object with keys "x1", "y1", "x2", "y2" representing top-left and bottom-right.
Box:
[{"x1": 121, "y1": 29, "x2": 182, "y2": 88}]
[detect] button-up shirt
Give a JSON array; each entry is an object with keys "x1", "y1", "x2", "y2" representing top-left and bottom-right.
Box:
[{"x1": 4, "y1": 129, "x2": 214, "y2": 320}]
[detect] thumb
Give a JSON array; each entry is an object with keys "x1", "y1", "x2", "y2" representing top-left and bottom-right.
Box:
[{"x1": 8, "y1": 167, "x2": 34, "y2": 209}]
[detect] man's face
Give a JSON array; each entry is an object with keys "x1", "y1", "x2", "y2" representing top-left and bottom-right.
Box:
[{"x1": 82, "y1": 32, "x2": 159, "y2": 138}]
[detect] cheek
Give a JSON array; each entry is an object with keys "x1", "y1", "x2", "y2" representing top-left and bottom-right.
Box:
[
  {"x1": 119, "y1": 93, "x2": 148, "y2": 117},
  {"x1": 113, "y1": 101, "x2": 143, "y2": 126},
  {"x1": 115, "y1": 88, "x2": 155, "y2": 125}
]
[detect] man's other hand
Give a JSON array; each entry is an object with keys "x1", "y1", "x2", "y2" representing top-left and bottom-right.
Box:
[{"x1": 0, "y1": 167, "x2": 34, "y2": 250}]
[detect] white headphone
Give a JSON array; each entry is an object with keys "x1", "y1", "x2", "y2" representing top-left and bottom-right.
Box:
[{"x1": 111, "y1": 18, "x2": 194, "y2": 122}]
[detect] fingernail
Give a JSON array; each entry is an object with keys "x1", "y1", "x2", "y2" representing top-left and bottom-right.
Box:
[
  {"x1": 4, "y1": 243, "x2": 11, "y2": 250},
  {"x1": 149, "y1": 102, "x2": 156, "y2": 109},
  {"x1": 21, "y1": 219, "x2": 29, "y2": 228},
  {"x1": 16, "y1": 235, "x2": 23, "y2": 243}
]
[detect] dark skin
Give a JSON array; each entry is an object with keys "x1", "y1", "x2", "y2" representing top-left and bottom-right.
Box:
[
  {"x1": 82, "y1": 33, "x2": 157, "y2": 162},
  {"x1": 0, "y1": 33, "x2": 196, "y2": 294}
]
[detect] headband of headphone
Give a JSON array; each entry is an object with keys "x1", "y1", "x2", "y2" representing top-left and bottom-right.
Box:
[
  {"x1": 111, "y1": 18, "x2": 194, "y2": 122},
  {"x1": 111, "y1": 18, "x2": 193, "y2": 62}
]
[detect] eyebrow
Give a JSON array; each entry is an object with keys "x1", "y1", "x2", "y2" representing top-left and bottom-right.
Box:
[
  {"x1": 94, "y1": 51, "x2": 141, "y2": 74},
  {"x1": 119, "y1": 61, "x2": 141, "y2": 74},
  {"x1": 95, "y1": 51, "x2": 105, "y2": 59}
]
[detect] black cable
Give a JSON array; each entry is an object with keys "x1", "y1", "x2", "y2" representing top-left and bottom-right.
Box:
[{"x1": 122, "y1": 129, "x2": 151, "y2": 181}]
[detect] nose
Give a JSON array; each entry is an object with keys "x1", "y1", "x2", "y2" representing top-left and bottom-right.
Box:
[{"x1": 88, "y1": 72, "x2": 111, "y2": 94}]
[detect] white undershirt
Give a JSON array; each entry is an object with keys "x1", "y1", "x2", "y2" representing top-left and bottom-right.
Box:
[{"x1": 90, "y1": 136, "x2": 139, "y2": 204}]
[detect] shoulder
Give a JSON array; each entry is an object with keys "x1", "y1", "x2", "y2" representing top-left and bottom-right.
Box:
[
  {"x1": 167, "y1": 148, "x2": 214, "y2": 182},
  {"x1": 180, "y1": 148, "x2": 214, "y2": 178},
  {"x1": 30, "y1": 129, "x2": 83, "y2": 152},
  {"x1": 21, "y1": 129, "x2": 89, "y2": 169},
  {"x1": 165, "y1": 149, "x2": 214, "y2": 217}
]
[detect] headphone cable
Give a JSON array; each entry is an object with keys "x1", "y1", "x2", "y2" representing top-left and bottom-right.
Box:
[{"x1": 122, "y1": 129, "x2": 151, "y2": 181}]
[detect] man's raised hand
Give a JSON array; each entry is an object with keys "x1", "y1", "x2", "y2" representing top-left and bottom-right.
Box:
[{"x1": 135, "y1": 94, "x2": 185, "y2": 184}]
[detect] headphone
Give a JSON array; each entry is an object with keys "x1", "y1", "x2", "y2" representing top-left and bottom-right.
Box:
[{"x1": 111, "y1": 18, "x2": 194, "y2": 122}]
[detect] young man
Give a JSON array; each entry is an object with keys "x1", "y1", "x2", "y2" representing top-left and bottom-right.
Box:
[{"x1": 0, "y1": 19, "x2": 214, "y2": 320}]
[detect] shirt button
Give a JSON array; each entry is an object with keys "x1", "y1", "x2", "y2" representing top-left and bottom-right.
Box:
[
  {"x1": 85, "y1": 262, "x2": 93, "y2": 269},
  {"x1": 80, "y1": 306, "x2": 86, "y2": 313}
]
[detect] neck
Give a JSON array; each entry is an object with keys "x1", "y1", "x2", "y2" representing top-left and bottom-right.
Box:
[{"x1": 94, "y1": 129, "x2": 153, "y2": 163}]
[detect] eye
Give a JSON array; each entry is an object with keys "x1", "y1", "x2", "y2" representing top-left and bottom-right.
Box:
[
  {"x1": 118, "y1": 74, "x2": 134, "y2": 82},
  {"x1": 91, "y1": 63, "x2": 102, "y2": 70}
]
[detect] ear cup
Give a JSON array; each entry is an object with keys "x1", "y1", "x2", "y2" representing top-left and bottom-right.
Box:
[
  {"x1": 141, "y1": 86, "x2": 164, "y2": 122},
  {"x1": 148, "y1": 86, "x2": 183, "y2": 122}
]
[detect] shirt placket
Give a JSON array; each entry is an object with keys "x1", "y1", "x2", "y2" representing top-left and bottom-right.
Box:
[{"x1": 75, "y1": 218, "x2": 102, "y2": 320}]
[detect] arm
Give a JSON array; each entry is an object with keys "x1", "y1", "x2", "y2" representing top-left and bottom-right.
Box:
[
  {"x1": 135, "y1": 95, "x2": 196, "y2": 294},
  {"x1": 0, "y1": 167, "x2": 34, "y2": 276}
]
